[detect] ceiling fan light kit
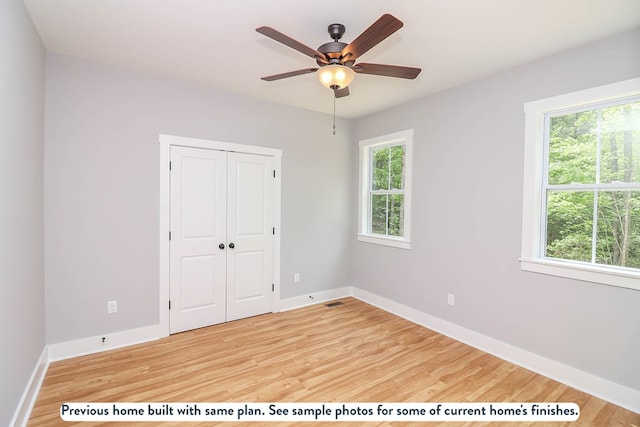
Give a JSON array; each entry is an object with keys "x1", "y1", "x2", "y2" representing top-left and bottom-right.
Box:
[{"x1": 317, "y1": 64, "x2": 355, "y2": 90}]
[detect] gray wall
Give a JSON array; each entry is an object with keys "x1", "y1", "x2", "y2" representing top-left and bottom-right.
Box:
[
  {"x1": 0, "y1": 0, "x2": 46, "y2": 425},
  {"x1": 44, "y1": 54, "x2": 354, "y2": 344},
  {"x1": 352, "y1": 29, "x2": 640, "y2": 391},
  {"x1": 5, "y1": 10, "x2": 638, "y2": 422}
]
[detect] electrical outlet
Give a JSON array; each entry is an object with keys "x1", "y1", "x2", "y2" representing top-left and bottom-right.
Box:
[
  {"x1": 294, "y1": 273, "x2": 300, "y2": 283},
  {"x1": 107, "y1": 300, "x2": 118, "y2": 314},
  {"x1": 447, "y1": 294, "x2": 455, "y2": 306}
]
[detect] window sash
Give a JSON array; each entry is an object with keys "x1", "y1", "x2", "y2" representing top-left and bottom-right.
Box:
[
  {"x1": 368, "y1": 191, "x2": 405, "y2": 237},
  {"x1": 542, "y1": 188, "x2": 640, "y2": 265}
]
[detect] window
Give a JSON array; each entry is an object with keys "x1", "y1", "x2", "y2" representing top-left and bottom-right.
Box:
[
  {"x1": 522, "y1": 78, "x2": 640, "y2": 290},
  {"x1": 358, "y1": 129, "x2": 413, "y2": 249}
]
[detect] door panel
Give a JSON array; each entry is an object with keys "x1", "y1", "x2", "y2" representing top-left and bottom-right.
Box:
[
  {"x1": 235, "y1": 162, "x2": 267, "y2": 235},
  {"x1": 170, "y1": 146, "x2": 227, "y2": 333},
  {"x1": 180, "y1": 156, "x2": 218, "y2": 238},
  {"x1": 226, "y1": 152, "x2": 274, "y2": 321},
  {"x1": 234, "y1": 251, "x2": 266, "y2": 300},
  {"x1": 180, "y1": 255, "x2": 217, "y2": 309}
]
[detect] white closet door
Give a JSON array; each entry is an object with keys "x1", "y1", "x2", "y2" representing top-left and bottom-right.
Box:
[
  {"x1": 226, "y1": 152, "x2": 275, "y2": 321},
  {"x1": 170, "y1": 146, "x2": 227, "y2": 333}
]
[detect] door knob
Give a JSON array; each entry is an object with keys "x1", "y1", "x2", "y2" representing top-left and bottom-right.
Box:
[
  {"x1": 219, "y1": 243, "x2": 225, "y2": 250},
  {"x1": 229, "y1": 243, "x2": 235, "y2": 249}
]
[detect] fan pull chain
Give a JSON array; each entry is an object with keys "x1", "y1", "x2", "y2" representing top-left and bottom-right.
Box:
[{"x1": 332, "y1": 93, "x2": 336, "y2": 135}]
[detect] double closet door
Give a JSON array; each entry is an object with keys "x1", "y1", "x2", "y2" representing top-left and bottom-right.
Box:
[{"x1": 169, "y1": 145, "x2": 275, "y2": 334}]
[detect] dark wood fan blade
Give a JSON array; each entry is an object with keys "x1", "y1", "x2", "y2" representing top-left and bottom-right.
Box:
[
  {"x1": 260, "y1": 68, "x2": 318, "y2": 81},
  {"x1": 354, "y1": 63, "x2": 421, "y2": 79},
  {"x1": 256, "y1": 26, "x2": 328, "y2": 64},
  {"x1": 340, "y1": 14, "x2": 403, "y2": 60},
  {"x1": 334, "y1": 87, "x2": 350, "y2": 98}
]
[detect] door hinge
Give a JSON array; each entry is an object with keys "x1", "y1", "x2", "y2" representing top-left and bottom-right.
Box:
[
  {"x1": 169, "y1": 231, "x2": 172, "y2": 241},
  {"x1": 169, "y1": 161, "x2": 172, "y2": 171},
  {"x1": 272, "y1": 284, "x2": 274, "y2": 292},
  {"x1": 169, "y1": 300, "x2": 171, "y2": 310}
]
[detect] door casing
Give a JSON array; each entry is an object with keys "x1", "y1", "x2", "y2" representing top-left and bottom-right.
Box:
[{"x1": 159, "y1": 134, "x2": 282, "y2": 337}]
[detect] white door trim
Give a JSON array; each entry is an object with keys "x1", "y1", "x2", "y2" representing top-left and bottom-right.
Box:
[{"x1": 159, "y1": 134, "x2": 282, "y2": 337}]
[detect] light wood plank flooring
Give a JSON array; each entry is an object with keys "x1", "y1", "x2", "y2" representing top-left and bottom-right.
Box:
[{"x1": 29, "y1": 298, "x2": 639, "y2": 426}]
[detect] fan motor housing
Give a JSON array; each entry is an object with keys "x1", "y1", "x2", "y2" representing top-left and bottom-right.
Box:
[
  {"x1": 316, "y1": 23, "x2": 353, "y2": 66},
  {"x1": 317, "y1": 41, "x2": 351, "y2": 65}
]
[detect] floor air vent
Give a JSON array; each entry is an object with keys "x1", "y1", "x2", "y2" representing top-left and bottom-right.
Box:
[{"x1": 325, "y1": 301, "x2": 344, "y2": 307}]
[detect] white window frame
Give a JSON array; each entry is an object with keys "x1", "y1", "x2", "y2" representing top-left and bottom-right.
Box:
[
  {"x1": 358, "y1": 129, "x2": 413, "y2": 249},
  {"x1": 521, "y1": 77, "x2": 640, "y2": 291}
]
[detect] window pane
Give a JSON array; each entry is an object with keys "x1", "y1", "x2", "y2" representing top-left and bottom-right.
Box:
[
  {"x1": 545, "y1": 191, "x2": 594, "y2": 262},
  {"x1": 372, "y1": 147, "x2": 389, "y2": 190},
  {"x1": 388, "y1": 194, "x2": 404, "y2": 237},
  {"x1": 390, "y1": 145, "x2": 405, "y2": 190},
  {"x1": 596, "y1": 191, "x2": 640, "y2": 268},
  {"x1": 599, "y1": 101, "x2": 640, "y2": 183},
  {"x1": 371, "y1": 194, "x2": 388, "y2": 234},
  {"x1": 548, "y1": 111, "x2": 598, "y2": 184}
]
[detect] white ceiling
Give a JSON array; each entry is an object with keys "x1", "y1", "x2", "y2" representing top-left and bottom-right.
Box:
[{"x1": 24, "y1": 0, "x2": 640, "y2": 118}]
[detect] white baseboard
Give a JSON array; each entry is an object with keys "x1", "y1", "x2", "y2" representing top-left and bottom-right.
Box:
[
  {"x1": 10, "y1": 347, "x2": 49, "y2": 427},
  {"x1": 351, "y1": 287, "x2": 640, "y2": 414},
  {"x1": 47, "y1": 288, "x2": 352, "y2": 363},
  {"x1": 47, "y1": 323, "x2": 165, "y2": 362},
  {"x1": 278, "y1": 287, "x2": 353, "y2": 311},
  {"x1": 16, "y1": 286, "x2": 638, "y2": 427}
]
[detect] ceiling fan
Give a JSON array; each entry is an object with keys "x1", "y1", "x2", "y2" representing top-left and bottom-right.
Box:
[{"x1": 256, "y1": 14, "x2": 421, "y2": 98}]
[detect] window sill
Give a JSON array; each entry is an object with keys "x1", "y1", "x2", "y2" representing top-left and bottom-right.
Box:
[
  {"x1": 520, "y1": 258, "x2": 640, "y2": 291},
  {"x1": 357, "y1": 234, "x2": 411, "y2": 250}
]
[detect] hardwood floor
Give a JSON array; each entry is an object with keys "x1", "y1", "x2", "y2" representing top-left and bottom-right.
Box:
[{"x1": 29, "y1": 298, "x2": 639, "y2": 426}]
